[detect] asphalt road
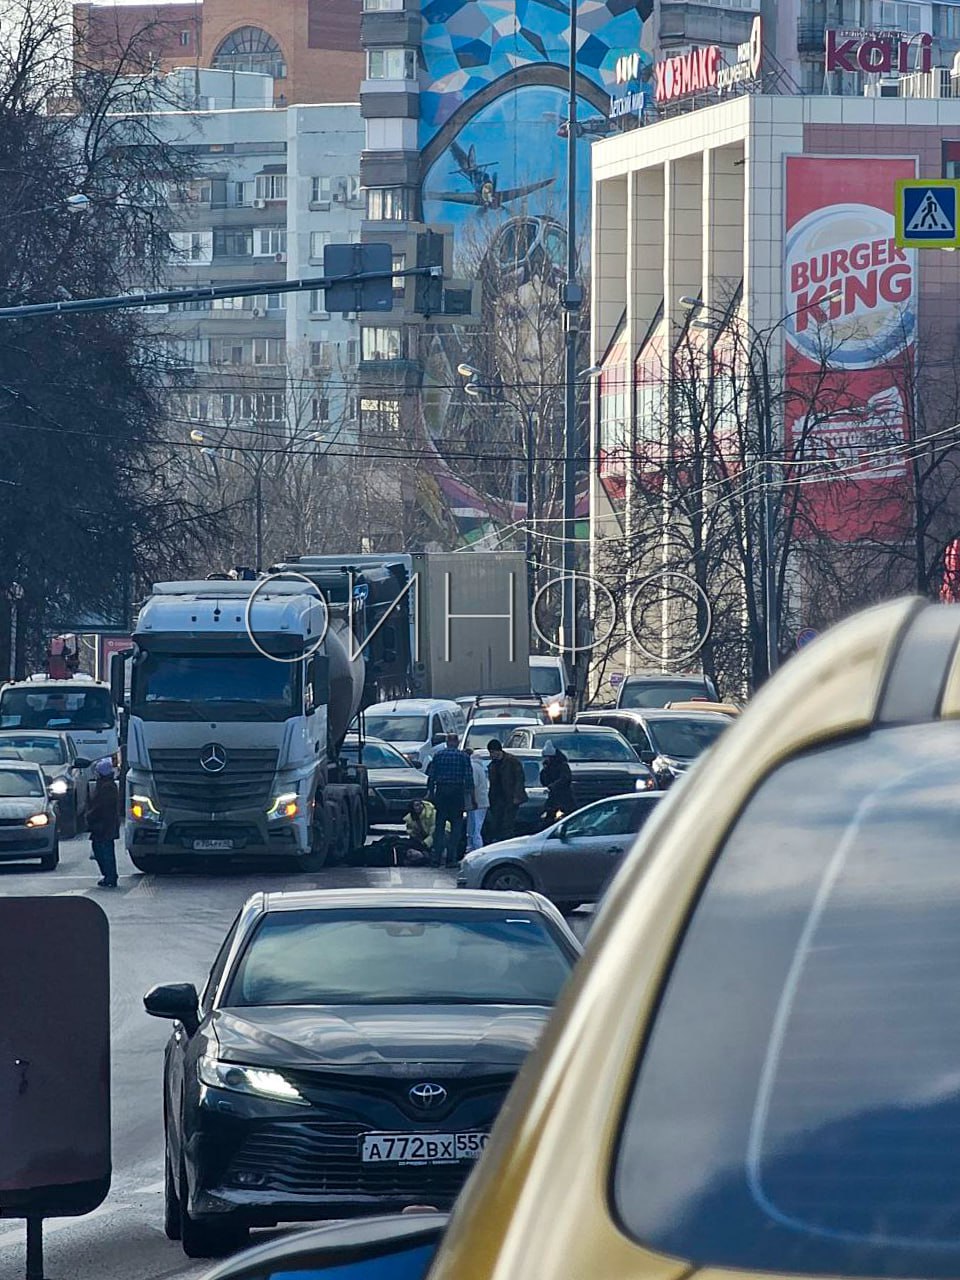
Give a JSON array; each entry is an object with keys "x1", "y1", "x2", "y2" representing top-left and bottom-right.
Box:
[{"x1": 0, "y1": 836, "x2": 592, "y2": 1280}]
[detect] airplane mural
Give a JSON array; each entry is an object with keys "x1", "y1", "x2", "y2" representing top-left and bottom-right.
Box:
[{"x1": 425, "y1": 141, "x2": 555, "y2": 212}]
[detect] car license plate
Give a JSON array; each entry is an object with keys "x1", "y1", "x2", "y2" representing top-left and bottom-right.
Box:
[
  {"x1": 361, "y1": 1132, "x2": 488, "y2": 1164},
  {"x1": 192, "y1": 839, "x2": 233, "y2": 851}
]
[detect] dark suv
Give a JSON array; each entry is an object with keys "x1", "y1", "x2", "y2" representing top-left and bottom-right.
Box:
[
  {"x1": 504, "y1": 725, "x2": 656, "y2": 809},
  {"x1": 615, "y1": 671, "x2": 718, "y2": 710},
  {"x1": 577, "y1": 708, "x2": 732, "y2": 789}
]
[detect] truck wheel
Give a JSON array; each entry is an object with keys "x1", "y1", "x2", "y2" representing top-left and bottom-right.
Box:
[
  {"x1": 292, "y1": 807, "x2": 327, "y2": 872},
  {"x1": 326, "y1": 797, "x2": 350, "y2": 865},
  {"x1": 347, "y1": 793, "x2": 366, "y2": 855}
]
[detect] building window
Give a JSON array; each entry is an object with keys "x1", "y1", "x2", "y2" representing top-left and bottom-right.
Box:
[
  {"x1": 212, "y1": 27, "x2": 286, "y2": 78},
  {"x1": 233, "y1": 180, "x2": 254, "y2": 208},
  {"x1": 256, "y1": 228, "x2": 287, "y2": 256},
  {"x1": 366, "y1": 187, "x2": 410, "y2": 221},
  {"x1": 310, "y1": 340, "x2": 334, "y2": 369},
  {"x1": 360, "y1": 397, "x2": 401, "y2": 434},
  {"x1": 179, "y1": 29, "x2": 191, "y2": 46},
  {"x1": 310, "y1": 230, "x2": 331, "y2": 261},
  {"x1": 255, "y1": 173, "x2": 287, "y2": 203},
  {"x1": 178, "y1": 178, "x2": 211, "y2": 204},
  {"x1": 210, "y1": 340, "x2": 246, "y2": 366},
  {"x1": 252, "y1": 337, "x2": 286, "y2": 366},
  {"x1": 361, "y1": 327, "x2": 402, "y2": 361},
  {"x1": 213, "y1": 228, "x2": 253, "y2": 258},
  {"x1": 311, "y1": 396, "x2": 331, "y2": 423},
  {"x1": 937, "y1": 5, "x2": 960, "y2": 37},
  {"x1": 874, "y1": 2, "x2": 924, "y2": 32},
  {"x1": 392, "y1": 252, "x2": 406, "y2": 299},
  {"x1": 312, "y1": 175, "x2": 332, "y2": 204},
  {"x1": 219, "y1": 392, "x2": 285, "y2": 422},
  {"x1": 367, "y1": 48, "x2": 417, "y2": 79},
  {"x1": 170, "y1": 230, "x2": 213, "y2": 264},
  {"x1": 363, "y1": 0, "x2": 403, "y2": 9},
  {"x1": 341, "y1": 176, "x2": 361, "y2": 204},
  {"x1": 186, "y1": 394, "x2": 208, "y2": 420}
]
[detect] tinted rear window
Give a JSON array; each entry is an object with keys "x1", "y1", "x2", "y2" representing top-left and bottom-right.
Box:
[
  {"x1": 614, "y1": 721, "x2": 960, "y2": 1277},
  {"x1": 618, "y1": 679, "x2": 712, "y2": 708}
]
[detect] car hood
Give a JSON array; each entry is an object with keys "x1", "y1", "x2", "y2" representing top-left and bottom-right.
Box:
[
  {"x1": 0, "y1": 798, "x2": 46, "y2": 819},
  {"x1": 567, "y1": 761, "x2": 644, "y2": 774},
  {"x1": 368, "y1": 767, "x2": 428, "y2": 787},
  {"x1": 211, "y1": 1003, "x2": 551, "y2": 1070}
]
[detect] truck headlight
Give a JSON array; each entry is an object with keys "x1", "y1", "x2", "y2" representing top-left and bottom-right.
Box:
[
  {"x1": 49, "y1": 778, "x2": 69, "y2": 796},
  {"x1": 199, "y1": 1054, "x2": 304, "y2": 1103},
  {"x1": 266, "y1": 792, "x2": 299, "y2": 820},
  {"x1": 130, "y1": 794, "x2": 161, "y2": 823}
]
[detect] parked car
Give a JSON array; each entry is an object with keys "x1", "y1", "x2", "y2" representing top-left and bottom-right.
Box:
[
  {"x1": 461, "y1": 718, "x2": 545, "y2": 755},
  {"x1": 459, "y1": 791, "x2": 663, "y2": 910},
  {"x1": 339, "y1": 736, "x2": 428, "y2": 827},
  {"x1": 227, "y1": 599, "x2": 960, "y2": 1280},
  {"x1": 615, "y1": 669, "x2": 719, "y2": 709},
  {"x1": 0, "y1": 730, "x2": 91, "y2": 836},
  {"x1": 145, "y1": 888, "x2": 581, "y2": 1258},
  {"x1": 504, "y1": 725, "x2": 656, "y2": 807},
  {"x1": 0, "y1": 760, "x2": 60, "y2": 870},
  {"x1": 363, "y1": 699, "x2": 467, "y2": 769},
  {"x1": 577, "y1": 708, "x2": 733, "y2": 789}
]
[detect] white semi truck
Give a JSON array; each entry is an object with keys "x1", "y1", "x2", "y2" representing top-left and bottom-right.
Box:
[{"x1": 113, "y1": 579, "x2": 367, "y2": 873}]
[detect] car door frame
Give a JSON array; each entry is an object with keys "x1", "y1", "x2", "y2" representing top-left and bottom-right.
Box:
[{"x1": 537, "y1": 798, "x2": 637, "y2": 901}]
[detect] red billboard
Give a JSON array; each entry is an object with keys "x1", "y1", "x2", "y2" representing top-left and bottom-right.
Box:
[{"x1": 783, "y1": 155, "x2": 917, "y2": 540}]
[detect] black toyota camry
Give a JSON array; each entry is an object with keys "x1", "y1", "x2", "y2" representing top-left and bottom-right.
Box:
[{"x1": 145, "y1": 888, "x2": 580, "y2": 1258}]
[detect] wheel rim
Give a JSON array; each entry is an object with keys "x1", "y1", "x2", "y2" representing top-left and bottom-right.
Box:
[{"x1": 490, "y1": 868, "x2": 530, "y2": 892}]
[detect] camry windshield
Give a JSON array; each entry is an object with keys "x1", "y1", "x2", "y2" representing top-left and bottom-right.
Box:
[
  {"x1": 0, "y1": 735, "x2": 66, "y2": 765},
  {"x1": 132, "y1": 653, "x2": 297, "y2": 722},
  {"x1": 648, "y1": 717, "x2": 729, "y2": 758},
  {"x1": 0, "y1": 768, "x2": 44, "y2": 798},
  {"x1": 532, "y1": 732, "x2": 636, "y2": 762},
  {"x1": 531, "y1": 667, "x2": 562, "y2": 696},
  {"x1": 364, "y1": 715, "x2": 429, "y2": 743},
  {"x1": 0, "y1": 687, "x2": 113, "y2": 731},
  {"x1": 619, "y1": 679, "x2": 713, "y2": 708},
  {"x1": 225, "y1": 908, "x2": 573, "y2": 1007}
]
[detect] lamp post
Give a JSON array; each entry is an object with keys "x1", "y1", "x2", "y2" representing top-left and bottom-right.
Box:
[
  {"x1": 561, "y1": 0, "x2": 582, "y2": 669},
  {"x1": 7, "y1": 581, "x2": 23, "y2": 681},
  {"x1": 678, "y1": 291, "x2": 841, "y2": 679}
]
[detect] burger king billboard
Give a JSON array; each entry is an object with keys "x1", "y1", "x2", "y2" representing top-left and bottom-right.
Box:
[{"x1": 784, "y1": 155, "x2": 916, "y2": 540}]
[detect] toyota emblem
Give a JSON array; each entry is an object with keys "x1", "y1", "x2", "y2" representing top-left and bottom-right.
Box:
[
  {"x1": 199, "y1": 742, "x2": 227, "y2": 774},
  {"x1": 408, "y1": 1082, "x2": 447, "y2": 1110}
]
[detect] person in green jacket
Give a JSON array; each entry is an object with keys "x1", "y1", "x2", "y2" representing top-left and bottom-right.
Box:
[{"x1": 404, "y1": 798, "x2": 436, "y2": 865}]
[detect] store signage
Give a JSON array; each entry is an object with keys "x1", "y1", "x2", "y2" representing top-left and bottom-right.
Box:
[
  {"x1": 655, "y1": 15, "x2": 762, "y2": 104},
  {"x1": 717, "y1": 16, "x2": 764, "y2": 94},
  {"x1": 609, "y1": 49, "x2": 650, "y2": 120},
  {"x1": 825, "y1": 29, "x2": 932, "y2": 75}
]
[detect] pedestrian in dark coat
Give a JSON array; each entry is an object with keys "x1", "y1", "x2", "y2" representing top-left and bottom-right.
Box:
[
  {"x1": 540, "y1": 741, "x2": 575, "y2": 825},
  {"x1": 88, "y1": 758, "x2": 120, "y2": 888}
]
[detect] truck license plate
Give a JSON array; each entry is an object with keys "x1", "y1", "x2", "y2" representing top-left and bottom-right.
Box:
[
  {"x1": 192, "y1": 839, "x2": 234, "y2": 851},
  {"x1": 361, "y1": 1132, "x2": 488, "y2": 1164}
]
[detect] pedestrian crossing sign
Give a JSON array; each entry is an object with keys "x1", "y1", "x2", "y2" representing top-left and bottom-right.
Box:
[{"x1": 895, "y1": 179, "x2": 960, "y2": 249}]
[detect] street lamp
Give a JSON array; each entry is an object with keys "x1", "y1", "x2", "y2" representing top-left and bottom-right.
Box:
[
  {"x1": 677, "y1": 292, "x2": 841, "y2": 678},
  {"x1": 7, "y1": 581, "x2": 23, "y2": 681}
]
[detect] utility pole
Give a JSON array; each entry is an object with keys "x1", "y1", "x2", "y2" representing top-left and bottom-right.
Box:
[
  {"x1": 255, "y1": 467, "x2": 264, "y2": 575},
  {"x1": 525, "y1": 407, "x2": 535, "y2": 612},
  {"x1": 561, "y1": 0, "x2": 582, "y2": 669}
]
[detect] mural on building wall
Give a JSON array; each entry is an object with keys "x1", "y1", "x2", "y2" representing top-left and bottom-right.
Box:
[{"x1": 414, "y1": 0, "x2": 654, "y2": 542}]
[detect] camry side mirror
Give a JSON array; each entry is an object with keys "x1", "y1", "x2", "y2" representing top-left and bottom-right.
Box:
[
  {"x1": 202, "y1": 1214, "x2": 446, "y2": 1280},
  {"x1": 143, "y1": 982, "x2": 200, "y2": 1035},
  {"x1": 72, "y1": 757, "x2": 92, "y2": 770}
]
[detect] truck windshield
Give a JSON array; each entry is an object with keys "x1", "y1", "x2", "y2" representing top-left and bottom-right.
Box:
[
  {"x1": 364, "y1": 714, "x2": 429, "y2": 743},
  {"x1": 531, "y1": 666, "x2": 563, "y2": 697},
  {"x1": 0, "y1": 686, "x2": 114, "y2": 731},
  {"x1": 133, "y1": 653, "x2": 298, "y2": 722}
]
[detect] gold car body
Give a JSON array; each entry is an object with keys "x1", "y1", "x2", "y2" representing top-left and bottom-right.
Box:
[{"x1": 429, "y1": 597, "x2": 924, "y2": 1280}]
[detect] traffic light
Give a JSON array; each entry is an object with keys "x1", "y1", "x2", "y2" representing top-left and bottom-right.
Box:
[
  {"x1": 323, "y1": 242, "x2": 393, "y2": 313},
  {"x1": 414, "y1": 232, "x2": 444, "y2": 316}
]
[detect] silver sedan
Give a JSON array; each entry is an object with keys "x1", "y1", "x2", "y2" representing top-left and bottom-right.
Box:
[{"x1": 457, "y1": 792, "x2": 663, "y2": 910}]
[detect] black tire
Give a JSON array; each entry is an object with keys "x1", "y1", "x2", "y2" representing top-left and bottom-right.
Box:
[
  {"x1": 482, "y1": 863, "x2": 534, "y2": 894},
  {"x1": 129, "y1": 852, "x2": 162, "y2": 874},
  {"x1": 38, "y1": 840, "x2": 60, "y2": 872},
  {"x1": 163, "y1": 1143, "x2": 181, "y2": 1241},
  {"x1": 179, "y1": 1159, "x2": 248, "y2": 1259},
  {"x1": 347, "y1": 791, "x2": 366, "y2": 853},
  {"x1": 326, "y1": 797, "x2": 350, "y2": 866}
]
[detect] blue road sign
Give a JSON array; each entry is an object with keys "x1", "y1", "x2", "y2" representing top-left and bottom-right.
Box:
[
  {"x1": 895, "y1": 179, "x2": 960, "y2": 249},
  {"x1": 796, "y1": 627, "x2": 818, "y2": 650}
]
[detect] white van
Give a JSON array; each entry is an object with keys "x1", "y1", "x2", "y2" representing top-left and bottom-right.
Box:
[
  {"x1": 362, "y1": 698, "x2": 467, "y2": 769},
  {"x1": 529, "y1": 655, "x2": 575, "y2": 722},
  {"x1": 0, "y1": 675, "x2": 119, "y2": 762}
]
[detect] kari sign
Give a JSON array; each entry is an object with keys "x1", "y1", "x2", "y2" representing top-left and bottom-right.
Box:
[
  {"x1": 825, "y1": 29, "x2": 932, "y2": 74},
  {"x1": 783, "y1": 156, "x2": 917, "y2": 541}
]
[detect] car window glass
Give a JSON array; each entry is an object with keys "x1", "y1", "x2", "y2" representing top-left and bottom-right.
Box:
[
  {"x1": 533, "y1": 732, "x2": 634, "y2": 761},
  {"x1": 359, "y1": 741, "x2": 408, "y2": 768},
  {"x1": 364, "y1": 715, "x2": 428, "y2": 743},
  {"x1": 0, "y1": 768, "x2": 45, "y2": 797},
  {"x1": 606, "y1": 718, "x2": 653, "y2": 753},
  {"x1": 225, "y1": 908, "x2": 573, "y2": 1007},
  {"x1": 0, "y1": 735, "x2": 66, "y2": 765},
  {"x1": 648, "y1": 717, "x2": 728, "y2": 758},
  {"x1": 614, "y1": 720, "x2": 960, "y2": 1279},
  {"x1": 631, "y1": 797, "x2": 660, "y2": 832},
  {"x1": 562, "y1": 800, "x2": 626, "y2": 838},
  {"x1": 619, "y1": 679, "x2": 712, "y2": 709},
  {"x1": 202, "y1": 911, "x2": 243, "y2": 1010}
]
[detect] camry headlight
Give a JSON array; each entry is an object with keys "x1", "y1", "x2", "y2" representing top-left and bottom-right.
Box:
[
  {"x1": 130, "y1": 793, "x2": 161, "y2": 823},
  {"x1": 546, "y1": 702, "x2": 562, "y2": 719},
  {"x1": 49, "y1": 778, "x2": 69, "y2": 796},
  {"x1": 198, "y1": 1054, "x2": 304, "y2": 1103},
  {"x1": 635, "y1": 776, "x2": 655, "y2": 791},
  {"x1": 26, "y1": 813, "x2": 50, "y2": 828},
  {"x1": 266, "y1": 791, "x2": 299, "y2": 820}
]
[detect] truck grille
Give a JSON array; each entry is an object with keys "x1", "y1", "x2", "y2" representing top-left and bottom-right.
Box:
[
  {"x1": 149, "y1": 748, "x2": 278, "y2": 811},
  {"x1": 224, "y1": 1121, "x2": 475, "y2": 1203}
]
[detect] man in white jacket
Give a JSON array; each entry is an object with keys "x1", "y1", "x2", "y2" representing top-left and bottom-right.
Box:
[{"x1": 464, "y1": 747, "x2": 490, "y2": 853}]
